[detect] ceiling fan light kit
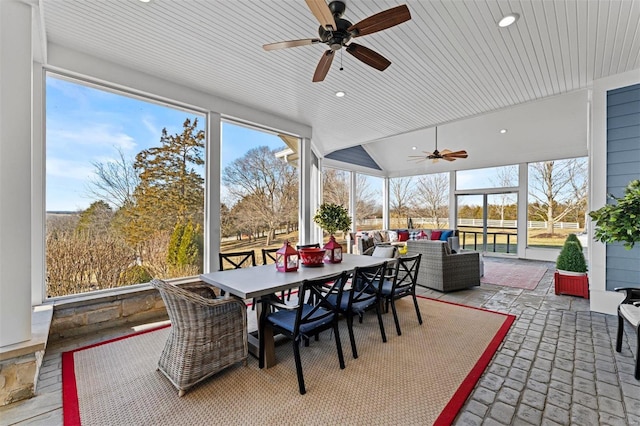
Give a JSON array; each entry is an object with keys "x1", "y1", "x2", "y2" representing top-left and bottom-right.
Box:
[
  {"x1": 408, "y1": 127, "x2": 468, "y2": 164},
  {"x1": 263, "y1": 1, "x2": 412, "y2": 82}
]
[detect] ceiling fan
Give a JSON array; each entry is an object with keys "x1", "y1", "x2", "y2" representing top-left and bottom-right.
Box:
[
  {"x1": 409, "y1": 127, "x2": 468, "y2": 163},
  {"x1": 263, "y1": 0, "x2": 411, "y2": 82}
]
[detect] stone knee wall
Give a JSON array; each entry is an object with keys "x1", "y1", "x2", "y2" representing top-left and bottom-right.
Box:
[
  {"x1": 0, "y1": 351, "x2": 41, "y2": 406},
  {"x1": 49, "y1": 287, "x2": 168, "y2": 342}
]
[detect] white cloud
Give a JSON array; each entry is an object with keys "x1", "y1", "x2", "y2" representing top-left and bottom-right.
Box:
[
  {"x1": 48, "y1": 122, "x2": 136, "y2": 152},
  {"x1": 47, "y1": 157, "x2": 95, "y2": 180}
]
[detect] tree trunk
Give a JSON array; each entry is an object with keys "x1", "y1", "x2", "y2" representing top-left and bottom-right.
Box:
[{"x1": 547, "y1": 204, "x2": 554, "y2": 234}]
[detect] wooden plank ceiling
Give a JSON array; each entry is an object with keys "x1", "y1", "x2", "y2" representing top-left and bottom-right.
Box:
[{"x1": 39, "y1": 0, "x2": 640, "y2": 175}]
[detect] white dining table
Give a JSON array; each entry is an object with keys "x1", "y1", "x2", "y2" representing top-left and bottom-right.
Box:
[{"x1": 200, "y1": 254, "x2": 390, "y2": 367}]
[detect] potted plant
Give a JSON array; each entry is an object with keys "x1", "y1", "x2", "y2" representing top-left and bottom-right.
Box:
[
  {"x1": 313, "y1": 203, "x2": 352, "y2": 263},
  {"x1": 589, "y1": 179, "x2": 640, "y2": 250},
  {"x1": 554, "y1": 234, "x2": 589, "y2": 298}
]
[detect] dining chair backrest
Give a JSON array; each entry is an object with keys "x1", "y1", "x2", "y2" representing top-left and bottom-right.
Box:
[
  {"x1": 295, "y1": 271, "x2": 348, "y2": 336},
  {"x1": 219, "y1": 251, "x2": 256, "y2": 271},
  {"x1": 261, "y1": 248, "x2": 279, "y2": 265},
  {"x1": 296, "y1": 243, "x2": 321, "y2": 250},
  {"x1": 350, "y1": 261, "x2": 388, "y2": 310},
  {"x1": 393, "y1": 254, "x2": 421, "y2": 292}
]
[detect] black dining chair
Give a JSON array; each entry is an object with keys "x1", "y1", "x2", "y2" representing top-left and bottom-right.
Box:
[
  {"x1": 327, "y1": 261, "x2": 388, "y2": 359},
  {"x1": 380, "y1": 254, "x2": 422, "y2": 336},
  {"x1": 219, "y1": 251, "x2": 256, "y2": 271},
  {"x1": 258, "y1": 271, "x2": 348, "y2": 395},
  {"x1": 219, "y1": 250, "x2": 257, "y2": 307}
]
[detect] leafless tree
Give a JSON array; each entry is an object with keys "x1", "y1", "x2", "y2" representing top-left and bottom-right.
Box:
[
  {"x1": 390, "y1": 176, "x2": 416, "y2": 224},
  {"x1": 355, "y1": 175, "x2": 380, "y2": 226},
  {"x1": 222, "y1": 146, "x2": 298, "y2": 245},
  {"x1": 489, "y1": 165, "x2": 518, "y2": 222},
  {"x1": 86, "y1": 147, "x2": 139, "y2": 208},
  {"x1": 415, "y1": 173, "x2": 449, "y2": 228},
  {"x1": 529, "y1": 158, "x2": 588, "y2": 234},
  {"x1": 322, "y1": 168, "x2": 350, "y2": 207}
]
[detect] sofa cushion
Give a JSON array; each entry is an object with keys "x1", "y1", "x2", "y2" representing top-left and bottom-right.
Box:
[
  {"x1": 430, "y1": 230, "x2": 442, "y2": 240},
  {"x1": 440, "y1": 230, "x2": 454, "y2": 241},
  {"x1": 387, "y1": 230, "x2": 398, "y2": 242},
  {"x1": 398, "y1": 230, "x2": 409, "y2": 241},
  {"x1": 372, "y1": 246, "x2": 396, "y2": 258},
  {"x1": 419, "y1": 229, "x2": 431, "y2": 240}
]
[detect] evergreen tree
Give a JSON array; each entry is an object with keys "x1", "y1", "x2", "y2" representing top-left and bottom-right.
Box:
[
  {"x1": 177, "y1": 221, "x2": 198, "y2": 268},
  {"x1": 76, "y1": 200, "x2": 113, "y2": 236},
  {"x1": 124, "y1": 118, "x2": 205, "y2": 253},
  {"x1": 167, "y1": 221, "x2": 185, "y2": 268}
]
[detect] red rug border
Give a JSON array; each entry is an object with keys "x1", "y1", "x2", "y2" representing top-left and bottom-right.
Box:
[
  {"x1": 62, "y1": 324, "x2": 171, "y2": 426},
  {"x1": 420, "y1": 296, "x2": 515, "y2": 425},
  {"x1": 61, "y1": 300, "x2": 514, "y2": 426}
]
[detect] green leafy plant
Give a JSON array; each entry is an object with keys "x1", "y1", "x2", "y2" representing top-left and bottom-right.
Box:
[
  {"x1": 313, "y1": 203, "x2": 352, "y2": 235},
  {"x1": 589, "y1": 179, "x2": 640, "y2": 250},
  {"x1": 556, "y1": 238, "x2": 588, "y2": 273}
]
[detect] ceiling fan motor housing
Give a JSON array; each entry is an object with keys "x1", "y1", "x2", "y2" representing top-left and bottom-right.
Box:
[{"x1": 318, "y1": 17, "x2": 353, "y2": 50}]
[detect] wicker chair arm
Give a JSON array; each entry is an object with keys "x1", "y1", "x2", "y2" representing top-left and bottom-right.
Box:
[
  {"x1": 151, "y1": 279, "x2": 246, "y2": 310},
  {"x1": 614, "y1": 287, "x2": 640, "y2": 304},
  {"x1": 445, "y1": 251, "x2": 479, "y2": 267}
]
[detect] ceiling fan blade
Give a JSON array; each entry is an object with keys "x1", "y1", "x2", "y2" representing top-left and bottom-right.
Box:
[
  {"x1": 346, "y1": 43, "x2": 391, "y2": 71},
  {"x1": 348, "y1": 5, "x2": 411, "y2": 37},
  {"x1": 440, "y1": 149, "x2": 452, "y2": 155},
  {"x1": 263, "y1": 38, "x2": 321, "y2": 51},
  {"x1": 312, "y1": 50, "x2": 334, "y2": 82},
  {"x1": 442, "y1": 157, "x2": 457, "y2": 162},
  {"x1": 444, "y1": 150, "x2": 469, "y2": 158},
  {"x1": 305, "y1": 0, "x2": 337, "y2": 31}
]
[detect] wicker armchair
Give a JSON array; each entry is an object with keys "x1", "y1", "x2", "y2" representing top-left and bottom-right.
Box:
[
  {"x1": 150, "y1": 279, "x2": 248, "y2": 396},
  {"x1": 406, "y1": 240, "x2": 480, "y2": 292}
]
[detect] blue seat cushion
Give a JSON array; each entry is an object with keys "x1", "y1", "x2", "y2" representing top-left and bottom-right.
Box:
[
  {"x1": 327, "y1": 291, "x2": 377, "y2": 314},
  {"x1": 267, "y1": 304, "x2": 334, "y2": 335}
]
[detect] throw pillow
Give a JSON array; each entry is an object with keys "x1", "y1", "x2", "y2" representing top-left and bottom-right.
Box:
[
  {"x1": 430, "y1": 230, "x2": 442, "y2": 240},
  {"x1": 398, "y1": 230, "x2": 409, "y2": 242},
  {"x1": 440, "y1": 230, "x2": 454, "y2": 241},
  {"x1": 372, "y1": 246, "x2": 396, "y2": 258},
  {"x1": 387, "y1": 230, "x2": 398, "y2": 242},
  {"x1": 373, "y1": 231, "x2": 384, "y2": 244},
  {"x1": 409, "y1": 231, "x2": 421, "y2": 240},
  {"x1": 417, "y1": 230, "x2": 429, "y2": 240},
  {"x1": 443, "y1": 241, "x2": 452, "y2": 255}
]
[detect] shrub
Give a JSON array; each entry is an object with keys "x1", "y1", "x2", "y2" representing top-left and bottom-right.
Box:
[{"x1": 556, "y1": 240, "x2": 587, "y2": 273}]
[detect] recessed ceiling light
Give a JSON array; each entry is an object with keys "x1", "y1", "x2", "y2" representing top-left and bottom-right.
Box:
[
  {"x1": 412, "y1": 146, "x2": 417, "y2": 150},
  {"x1": 139, "y1": 0, "x2": 151, "y2": 2},
  {"x1": 500, "y1": 129, "x2": 508, "y2": 134},
  {"x1": 498, "y1": 13, "x2": 519, "y2": 28},
  {"x1": 335, "y1": 91, "x2": 346, "y2": 97}
]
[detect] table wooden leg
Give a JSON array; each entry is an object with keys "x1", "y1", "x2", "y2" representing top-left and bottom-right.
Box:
[{"x1": 256, "y1": 296, "x2": 276, "y2": 368}]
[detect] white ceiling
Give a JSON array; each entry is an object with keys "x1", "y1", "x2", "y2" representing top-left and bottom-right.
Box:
[{"x1": 36, "y1": 0, "x2": 640, "y2": 176}]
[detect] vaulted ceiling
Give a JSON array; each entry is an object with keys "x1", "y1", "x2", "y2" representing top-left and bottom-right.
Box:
[{"x1": 36, "y1": 0, "x2": 640, "y2": 176}]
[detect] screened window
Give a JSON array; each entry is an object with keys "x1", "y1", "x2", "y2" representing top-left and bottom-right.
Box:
[{"x1": 45, "y1": 73, "x2": 206, "y2": 297}]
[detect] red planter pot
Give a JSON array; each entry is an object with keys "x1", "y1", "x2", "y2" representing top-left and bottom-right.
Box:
[{"x1": 554, "y1": 271, "x2": 589, "y2": 299}]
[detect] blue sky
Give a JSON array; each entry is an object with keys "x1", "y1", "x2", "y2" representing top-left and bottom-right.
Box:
[{"x1": 46, "y1": 74, "x2": 285, "y2": 212}]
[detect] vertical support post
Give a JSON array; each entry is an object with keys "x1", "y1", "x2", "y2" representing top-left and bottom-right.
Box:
[
  {"x1": 0, "y1": 0, "x2": 32, "y2": 346},
  {"x1": 206, "y1": 112, "x2": 221, "y2": 272}
]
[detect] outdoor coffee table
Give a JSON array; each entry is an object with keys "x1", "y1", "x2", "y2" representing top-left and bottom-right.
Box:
[{"x1": 200, "y1": 254, "x2": 389, "y2": 368}]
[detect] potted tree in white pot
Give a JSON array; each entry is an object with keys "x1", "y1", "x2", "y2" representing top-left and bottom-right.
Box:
[
  {"x1": 554, "y1": 233, "x2": 589, "y2": 298},
  {"x1": 313, "y1": 203, "x2": 352, "y2": 264}
]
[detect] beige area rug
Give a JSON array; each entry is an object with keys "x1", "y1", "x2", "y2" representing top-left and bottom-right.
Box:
[
  {"x1": 63, "y1": 297, "x2": 514, "y2": 426},
  {"x1": 481, "y1": 261, "x2": 548, "y2": 290}
]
